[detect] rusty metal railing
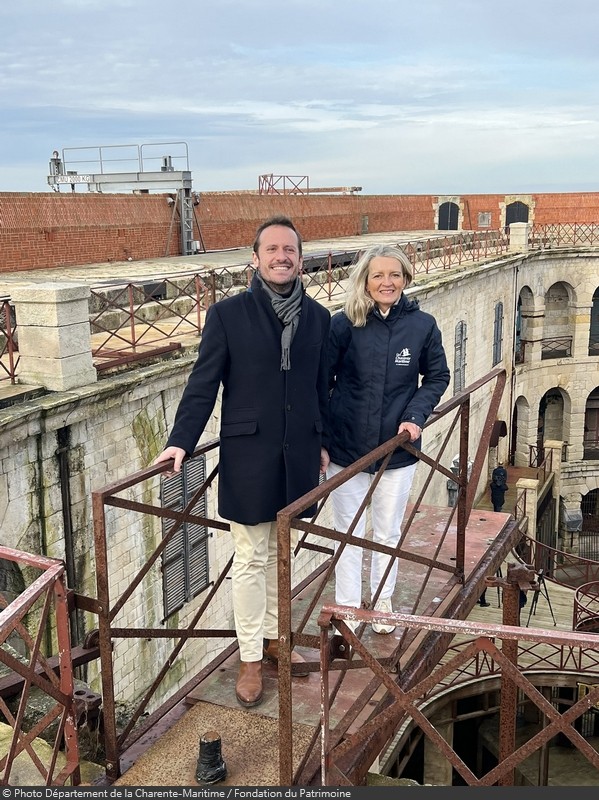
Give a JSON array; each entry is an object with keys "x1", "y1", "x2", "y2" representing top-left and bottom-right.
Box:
[
  {"x1": 317, "y1": 600, "x2": 599, "y2": 786},
  {"x1": 0, "y1": 299, "x2": 19, "y2": 384},
  {"x1": 12, "y1": 361, "x2": 596, "y2": 786},
  {"x1": 274, "y1": 367, "x2": 509, "y2": 784},
  {"x1": 0, "y1": 224, "x2": 598, "y2": 381},
  {"x1": 86, "y1": 232, "x2": 515, "y2": 372},
  {"x1": 514, "y1": 489, "x2": 528, "y2": 530},
  {"x1": 403, "y1": 229, "x2": 510, "y2": 275},
  {"x1": 519, "y1": 534, "x2": 599, "y2": 590},
  {"x1": 531, "y1": 223, "x2": 599, "y2": 248},
  {"x1": 540, "y1": 336, "x2": 572, "y2": 360},
  {"x1": 91, "y1": 438, "x2": 233, "y2": 782},
  {"x1": 89, "y1": 270, "x2": 234, "y2": 370},
  {"x1": 528, "y1": 445, "x2": 553, "y2": 485},
  {"x1": 0, "y1": 546, "x2": 81, "y2": 785},
  {"x1": 573, "y1": 581, "x2": 599, "y2": 632}
]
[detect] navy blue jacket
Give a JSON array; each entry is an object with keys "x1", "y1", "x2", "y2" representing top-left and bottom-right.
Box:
[
  {"x1": 166, "y1": 273, "x2": 330, "y2": 524},
  {"x1": 325, "y1": 294, "x2": 450, "y2": 472}
]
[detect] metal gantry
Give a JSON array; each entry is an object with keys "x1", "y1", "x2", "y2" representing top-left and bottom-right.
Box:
[{"x1": 47, "y1": 142, "x2": 198, "y2": 256}]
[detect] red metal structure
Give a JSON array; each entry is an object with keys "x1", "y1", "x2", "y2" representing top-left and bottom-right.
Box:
[{"x1": 0, "y1": 548, "x2": 81, "y2": 785}]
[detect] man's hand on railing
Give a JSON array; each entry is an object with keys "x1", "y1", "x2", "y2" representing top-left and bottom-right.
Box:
[{"x1": 153, "y1": 446, "x2": 187, "y2": 477}]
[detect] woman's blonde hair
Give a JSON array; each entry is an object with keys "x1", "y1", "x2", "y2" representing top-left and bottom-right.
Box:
[{"x1": 344, "y1": 244, "x2": 414, "y2": 327}]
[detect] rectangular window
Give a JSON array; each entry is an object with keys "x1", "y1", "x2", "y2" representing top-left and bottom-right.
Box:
[
  {"x1": 161, "y1": 454, "x2": 210, "y2": 620},
  {"x1": 584, "y1": 407, "x2": 599, "y2": 460},
  {"x1": 478, "y1": 212, "x2": 492, "y2": 228},
  {"x1": 492, "y1": 302, "x2": 504, "y2": 366},
  {"x1": 454, "y1": 321, "x2": 467, "y2": 394}
]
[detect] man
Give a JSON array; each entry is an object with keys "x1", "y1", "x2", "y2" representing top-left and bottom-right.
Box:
[
  {"x1": 153, "y1": 216, "x2": 330, "y2": 708},
  {"x1": 490, "y1": 463, "x2": 509, "y2": 512}
]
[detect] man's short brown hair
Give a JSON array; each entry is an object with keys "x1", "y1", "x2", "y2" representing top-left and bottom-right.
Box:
[{"x1": 252, "y1": 215, "x2": 302, "y2": 256}]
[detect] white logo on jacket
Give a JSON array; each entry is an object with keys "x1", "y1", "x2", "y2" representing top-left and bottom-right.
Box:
[{"x1": 395, "y1": 348, "x2": 411, "y2": 366}]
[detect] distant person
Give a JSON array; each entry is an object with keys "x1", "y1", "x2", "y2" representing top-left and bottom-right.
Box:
[
  {"x1": 153, "y1": 215, "x2": 331, "y2": 708},
  {"x1": 325, "y1": 245, "x2": 450, "y2": 633},
  {"x1": 490, "y1": 463, "x2": 509, "y2": 512},
  {"x1": 478, "y1": 589, "x2": 491, "y2": 607},
  {"x1": 492, "y1": 462, "x2": 508, "y2": 488}
]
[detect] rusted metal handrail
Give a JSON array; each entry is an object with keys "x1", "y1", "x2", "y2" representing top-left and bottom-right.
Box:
[
  {"x1": 16, "y1": 362, "x2": 595, "y2": 786},
  {"x1": 514, "y1": 488, "x2": 528, "y2": 528},
  {"x1": 318, "y1": 604, "x2": 599, "y2": 786},
  {"x1": 522, "y1": 535, "x2": 599, "y2": 589},
  {"x1": 0, "y1": 546, "x2": 80, "y2": 786},
  {"x1": 86, "y1": 231, "x2": 516, "y2": 372},
  {"x1": 89, "y1": 271, "x2": 213, "y2": 369},
  {"x1": 573, "y1": 581, "x2": 599, "y2": 632},
  {"x1": 81, "y1": 225, "x2": 593, "y2": 374},
  {"x1": 91, "y1": 438, "x2": 231, "y2": 781},
  {"x1": 275, "y1": 367, "x2": 508, "y2": 784},
  {"x1": 529, "y1": 444, "x2": 542, "y2": 469},
  {"x1": 528, "y1": 445, "x2": 552, "y2": 485},
  {"x1": 531, "y1": 223, "x2": 599, "y2": 248},
  {"x1": 0, "y1": 299, "x2": 19, "y2": 384}
]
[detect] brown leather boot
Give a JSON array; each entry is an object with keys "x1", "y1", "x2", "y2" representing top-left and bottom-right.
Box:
[
  {"x1": 235, "y1": 660, "x2": 263, "y2": 708},
  {"x1": 263, "y1": 638, "x2": 310, "y2": 677}
]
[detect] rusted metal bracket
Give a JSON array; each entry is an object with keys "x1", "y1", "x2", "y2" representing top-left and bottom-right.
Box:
[{"x1": 485, "y1": 561, "x2": 539, "y2": 595}]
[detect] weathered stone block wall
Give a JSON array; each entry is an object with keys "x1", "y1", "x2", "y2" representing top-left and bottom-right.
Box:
[{"x1": 404, "y1": 256, "x2": 520, "y2": 501}]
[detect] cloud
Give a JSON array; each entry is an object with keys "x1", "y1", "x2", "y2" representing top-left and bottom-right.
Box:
[{"x1": 1, "y1": 0, "x2": 599, "y2": 194}]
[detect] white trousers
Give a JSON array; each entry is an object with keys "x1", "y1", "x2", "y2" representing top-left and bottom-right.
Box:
[
  {"x1": 230, "y1": 520, "x2": 296, "y2": 662},
  {"x1": 327, "y1": 461, "x2": 417, "y2": 609}
]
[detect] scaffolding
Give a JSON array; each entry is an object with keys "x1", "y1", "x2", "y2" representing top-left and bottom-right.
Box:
[{"x1": 47, "y1": 142, "x2": 202, "y2": 256}]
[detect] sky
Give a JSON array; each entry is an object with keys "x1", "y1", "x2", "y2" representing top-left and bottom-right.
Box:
[{"x1": 1, "y1": 0, "x2": 599, "y2": 196}]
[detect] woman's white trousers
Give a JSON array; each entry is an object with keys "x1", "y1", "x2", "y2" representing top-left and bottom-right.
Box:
[{"x1": 326, "y1": 461, "x2": 417, "y2": 608}]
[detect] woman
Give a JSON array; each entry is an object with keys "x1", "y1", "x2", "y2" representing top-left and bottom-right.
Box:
[{"x1": 325, "y1": 244, "x2": 450, "y2": 633}]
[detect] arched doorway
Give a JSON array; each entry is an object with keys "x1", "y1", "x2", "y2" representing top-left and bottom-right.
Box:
[
  {"x1": 438, "y1": 201, "x2": 459, "y2": 231},
  {"x1": 512, "y1": 395, "x2": 531, "y2": 468},
  {"x1": 506, "y1": 201, "x2": 529, "y2": 227},
  {"x1": 580, "y1": 489, "x2": 599, "y2": 559},
  {"x1": 537, "y1": 389, "x2": 565, "y2": 462},
  {"x1": 515, "y1": 286, "x2": 534, "y2": 364},
  {"x1": 510, "y1": 405, "x2": 518, "y2": 466}
]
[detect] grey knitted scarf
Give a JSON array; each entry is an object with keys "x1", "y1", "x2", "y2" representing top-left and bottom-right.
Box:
[{"x1": 256, "y1": 273, "x2": 303, "y2": 370}]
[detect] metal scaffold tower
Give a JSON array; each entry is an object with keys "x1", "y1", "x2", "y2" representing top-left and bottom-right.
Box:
[{"x1": 47, "y1": 141, "x2": 204, "y2": 256}]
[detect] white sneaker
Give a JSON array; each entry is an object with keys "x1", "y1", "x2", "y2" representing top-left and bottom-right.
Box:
[{"x1": 372, "y1": 598, "x2": 396, "y2": 634}]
